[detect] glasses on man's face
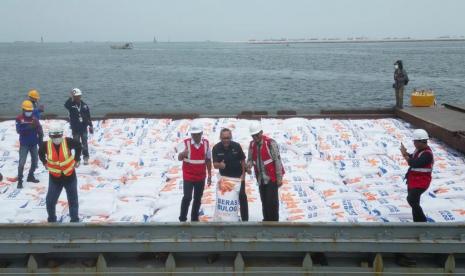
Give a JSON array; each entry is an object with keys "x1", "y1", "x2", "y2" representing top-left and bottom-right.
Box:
[
  {"x1": 49, "y1": 134, "x2": 63, "y2": 139},
  {"x1": 221, "y1": 136, "x2": 232, "y2": 141},
  {"x1": 251, "y1": 134, "x2": 259, "y2": 139}
]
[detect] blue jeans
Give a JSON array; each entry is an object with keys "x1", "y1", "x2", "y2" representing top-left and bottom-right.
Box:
[
  {"x1": 46, "y1": 176, "x2": 79, "y2": 222},
  {"x1": 73, "y1": 130, "x2": 89, "y2": 158},
  {"x1": 17, "y1": 144, "x2": 38, "y2": 181}
]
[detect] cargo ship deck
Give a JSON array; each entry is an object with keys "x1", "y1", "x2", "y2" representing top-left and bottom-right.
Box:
[{"x1": 0, "y1": 105, "x2": 464, "y2": 274}]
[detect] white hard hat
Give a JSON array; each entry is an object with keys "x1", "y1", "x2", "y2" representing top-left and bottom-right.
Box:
[
  {"x1": 249, "y1": 121, "x2": 262, "y2": 136},
  {"x1": 48, "y1": 122, "x2": 64, "y2": 136},
  {"x1": 190, "y1": 122, "x2": 203, "y2": 134},
  {"x1": 412, "y1": 129, "x2": 429, "y2": 140},
  {"x1": 71, "y1": 88, "x2": 82, "y2": 96}
]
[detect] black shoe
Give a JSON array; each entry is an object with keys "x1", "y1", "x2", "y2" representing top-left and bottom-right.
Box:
[
  {"x1": 17, "y1": 180, "x2": 23, "y2": 189},
  {"x1": 27, "y1": 175, "x2": 40, "y2": 183}
]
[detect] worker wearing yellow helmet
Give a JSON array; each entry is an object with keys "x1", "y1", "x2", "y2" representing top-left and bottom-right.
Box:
[
  {"x1": 15, "y1": 100, "x2": 44, "y2": 188},
  {"x1": 27, "y1": 89, "x2": 45, "y2": 120}
]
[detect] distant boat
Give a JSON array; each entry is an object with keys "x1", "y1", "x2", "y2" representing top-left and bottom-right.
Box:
[
  {"x1": 153, "y1": 36, "x2": 157, "y2": 43},
  {"x1": 40, "y1": 36, "x2": 44, "y2": 43},
  {"x1": 110, "y1": 43, "x2": 134, "y2": 50}
]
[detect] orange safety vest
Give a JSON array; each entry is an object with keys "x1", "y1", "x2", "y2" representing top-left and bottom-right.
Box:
[
  {"x1": 250, "y1": 135, "x2": 285, "y2": 183},
  {"x1": 46, "y1": 139, "x2": 75, "y2": 177},
  {"x1": 182, "y1": 138, "x2": 209, "y2": 182}
]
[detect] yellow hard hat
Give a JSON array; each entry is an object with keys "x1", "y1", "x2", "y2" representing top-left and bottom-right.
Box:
[
  {"x1": 28, "y1": 89, "x2": 40, "y2": 100},
  {"x1": 21, "y1": 100, "x2": 34, "y2": 111}
]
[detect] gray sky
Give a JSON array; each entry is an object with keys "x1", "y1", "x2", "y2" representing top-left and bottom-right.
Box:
[{"x1": 1, "y1": 0, "x2": 464, "y2": 42}]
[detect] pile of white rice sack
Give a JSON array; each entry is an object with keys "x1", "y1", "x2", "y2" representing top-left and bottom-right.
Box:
[{"x1": 0, "y1": 118, "x2": 464, "y2": 223}]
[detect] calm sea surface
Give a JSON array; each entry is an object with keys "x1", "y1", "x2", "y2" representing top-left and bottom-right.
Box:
[{"x1": 1, "y1": 41, "x2": 464, "y2": 116}]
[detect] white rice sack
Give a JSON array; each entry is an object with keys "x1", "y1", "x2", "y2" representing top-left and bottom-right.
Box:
[
  {"x1": 285, "y1": 172, "x2": 313, "y2": 185},
  {"x1": 327, "y1": 199, "x2": 371, "y2": 217},
  {"x1": 0, "y1": 199, "x2": 29, "y2": 222},
  {"x1": 427, "y1": 209, "x2": 465, "y2": 222},
  {"x1": 151, "y1": 204, "x2": 180, "y2": 222},
  {"x1": 422, "y1": 196, "x2": 460, "y2": 211},
  {"x1": 317, "y1": 186, "x2": 361, "y2": 201},
  {"x1": 79, "y1": 189, "x2": 116, "y2": 217},
  {"x1": 371, "y1": 204, "x2": 412, "y2": 218},
  {"x1": 13, "y1": 208, "x2": 49, "y2": 224},
  {"x1": 432, "y1": 185, "x2": 465, "y2": 199},
  {"x1": 214, "y1": 176, "x2": 241, "y2": 222},
  {"x1": 119, "y1": 177, "x2": 164, "y2": 198},
  {"x1": 362, "y1": 189, "x2": 405, "y2": 201},
  {"x1": 286, "y1": 207, "x2": 334, "y2": 222},
  {"x1": 108, "y1": 209, "x2": 150, "y2": 223}
]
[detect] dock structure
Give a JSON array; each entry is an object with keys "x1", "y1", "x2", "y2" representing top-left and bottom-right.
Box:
[
  {"x1": 396, "y1": 104, "x2": 465, "y2": 154},
  {"x1": 0, "y1": 222, "x2": 464, "y2": 274}
]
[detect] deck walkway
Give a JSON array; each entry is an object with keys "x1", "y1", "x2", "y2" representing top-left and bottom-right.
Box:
[{"x1": 396, "y1": 104, "x2": 465, "y2": 153}]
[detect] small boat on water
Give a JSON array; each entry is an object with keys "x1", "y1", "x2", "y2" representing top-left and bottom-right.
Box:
[{"x1": 110, "y1": 43, "x2": 134, "y2": 50}]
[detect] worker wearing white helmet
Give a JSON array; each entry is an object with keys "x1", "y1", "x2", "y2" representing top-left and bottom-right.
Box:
[
  {"x1": 64, "y1": 88, "x2": 94, "y2": 165},
  {"x1": 246, "y1": 121, "x2": 285, "y2": 221},
  {"x1": 39, "y1": 121, "x2": 82, "y2": 223},
  {"x1": 177, "y1": 121, "x2": 212, "y2": 222},
  {"x1": 400, "y1": 129, "x2": 434, "y2": 222}
]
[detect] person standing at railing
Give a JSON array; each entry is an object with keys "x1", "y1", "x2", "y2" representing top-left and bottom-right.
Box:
[
  {"x1": 177, "y1": 122, "x2": 212, "y2": 222},
  {"x1": 400, "y1": 129, "x2": 434, "y2": 222},
  {"x1": 393, "y1": 60, "x2": 409, "y2": 109}
]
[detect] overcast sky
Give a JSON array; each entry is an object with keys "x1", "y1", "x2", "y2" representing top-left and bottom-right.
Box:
[{"x1": 1, "y1": 0, "x2": 464, "y2": 42}]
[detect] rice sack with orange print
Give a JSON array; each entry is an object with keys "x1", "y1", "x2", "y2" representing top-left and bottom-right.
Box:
[{"x1": 214, "y1": 176, "x2": 241, "y2": 221}]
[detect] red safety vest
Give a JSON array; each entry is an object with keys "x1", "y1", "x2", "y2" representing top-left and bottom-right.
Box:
[
  {"x1": 250, "y1": 135, "x2": 285, "y2": 183},
  {"x1": 407, "y1": 146, "x2": 434, "y2": 189},
  {"x1": 182, "y1": 138, "x2": 209, "y2": 182},
  {"x1": 46, "y1": 139, "x2": 75, "y2": 178}
]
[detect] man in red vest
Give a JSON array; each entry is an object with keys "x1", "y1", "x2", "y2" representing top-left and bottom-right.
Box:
[
  {"x1": 246, "y1": 122, "x2": 284, "y2": 221},
  {"x1": 400, "y1": 129, "x2": 434, "y2": 222},
  {"x1": 39, "y1": 122, "x2": 82, "y2": 223},
  {"x1": 177, "y1": 122, "x2": 212, "y2": 222}
]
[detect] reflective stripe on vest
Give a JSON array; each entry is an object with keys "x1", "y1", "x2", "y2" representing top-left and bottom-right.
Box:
[
  {"x1": 46, "y1": 139, "x2": 75, "y2": 177},
  {"x1": 263, "y1": 159, "x2": 273, "y2": 165},
  {"x1": 250, "y1": 136, "x2": 284, "y2": 183},
  {"x1": 183, "y1": 159, "x2": 206, "y2": 164},
  {"x1": 410, "y1": 168, "x2": 432, "y2": 172},
  {"x1": 183, "y1": 139, "x2": 208, "y2": 164}
]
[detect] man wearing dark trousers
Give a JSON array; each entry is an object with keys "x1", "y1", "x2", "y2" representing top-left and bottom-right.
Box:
[
  {"x1": 178, "y1": 122, "x2": 212, "y2": 222},
  {"x1": 396, "y1": 128, "x2": 434, "y2": 267},
  {"x1": 64, "y1": 88, "x2": 93, "y2": 165},
  {"x1": 39, "y1": 122, "x2": 82, "y2": 223},
  {"x1": 247, "y1": 122, "x2": 284, "y2": 221},
  {"x1": 212, "y1": 128, "x2": 248, "y2": 221},
  {"x1": 393, "y1": 60, "x2": 409, "y2": 109},
  {"x1": 401, "y1": 129, "x2": 434, "y2": 222}
]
